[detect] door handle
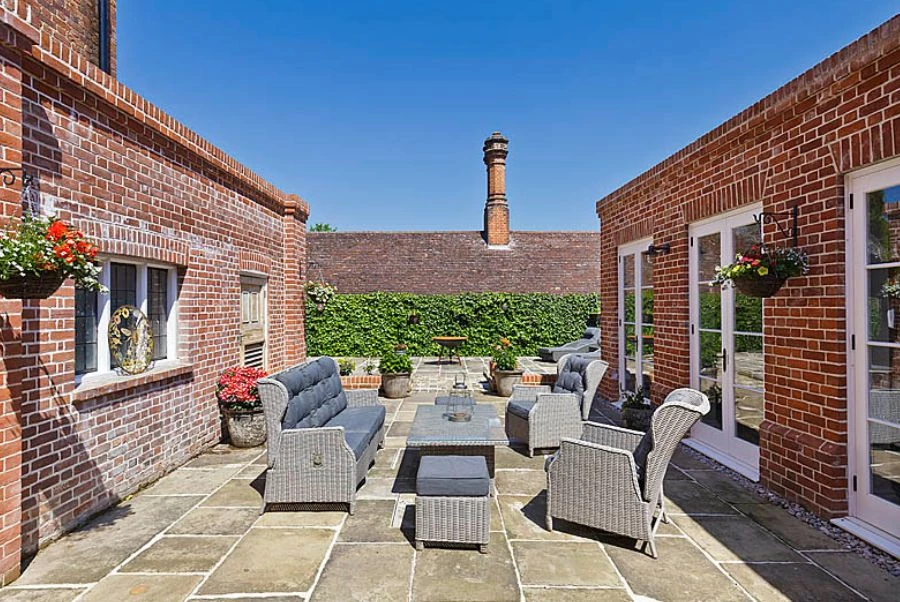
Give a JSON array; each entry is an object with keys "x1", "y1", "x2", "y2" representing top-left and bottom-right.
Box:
[{"x1": 720, "y1": 348, "x2": 728, "y2": 372}]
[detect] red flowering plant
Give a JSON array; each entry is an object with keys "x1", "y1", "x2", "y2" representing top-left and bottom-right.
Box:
[
  {"x1": 712, "y1": 244, "x2": 808, "y2": 287},
  {"x1": 0, "y1": 214, "x2": 105, "y2": 290},
  {"x1": 216, "y1": 366, "x2": 268, "y2": 413}
]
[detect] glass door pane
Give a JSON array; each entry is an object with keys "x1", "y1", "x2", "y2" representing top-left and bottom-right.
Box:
[
  {"x1": 622, "y1": 253, "x2": 637, "y2": 393},
  {"x1": 641, "y1": 252, "x2": 654, "y2": 397},
  {"x1": 697, "y1": 232, "x2": 723, "y2": 429},
  {"x1": 732, "y1": 223, "x2": 763, "y2": 446}
]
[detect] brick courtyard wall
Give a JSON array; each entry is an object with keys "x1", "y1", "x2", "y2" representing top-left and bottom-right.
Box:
[
  {"x1": 0, "y1": 2, "x2": 307, "y2": 581},
  {"x1": 596, "y1": 16, "x2": 900, "y2": 519},
  {"x1": 308, "y1": 231, "x2": 601, "y2": 294}
]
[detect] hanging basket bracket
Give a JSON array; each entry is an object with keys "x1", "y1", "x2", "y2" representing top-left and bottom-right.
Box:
[{"x1": 754, "y1": 206, "x2": 799, "y2": 248}]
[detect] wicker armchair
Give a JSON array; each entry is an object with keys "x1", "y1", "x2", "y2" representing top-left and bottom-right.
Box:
[
  {"x1": 545, "y1": 388, "x2": 709, "y2": 557},
  {"x1": 257, "y1": 357, "x2": 385, "y2": 515},
  {"x1": 505, "y1": 356, "x2": 609, "y2": 456}
]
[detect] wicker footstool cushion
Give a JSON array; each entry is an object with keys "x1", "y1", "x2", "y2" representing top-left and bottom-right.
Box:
[{"x1": 415, "y1": 455, "x2": 491, "y2": 553}]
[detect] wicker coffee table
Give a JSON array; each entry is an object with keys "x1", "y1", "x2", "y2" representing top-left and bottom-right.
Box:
[{"x1": 406, "y1": 404, "x2": 508, "y2": 477}]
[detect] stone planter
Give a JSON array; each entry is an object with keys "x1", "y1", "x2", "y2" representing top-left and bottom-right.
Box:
[
  {"x1": 380, "y1": 372, "x2": 411, "y2": 399},
  {"x1": 622, "y1": 406, "x2": 654, "y2": 431},
  {"x1": 222, "y1": 408, "x2": 267, "y2": 448},
  {"x1": 492, "y1": 369, "x2": 523, "y2": 397}
]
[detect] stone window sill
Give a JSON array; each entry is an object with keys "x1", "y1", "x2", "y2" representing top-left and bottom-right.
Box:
[{"x1": 73, "y1": 361, "x2": 194, "y2": 403}]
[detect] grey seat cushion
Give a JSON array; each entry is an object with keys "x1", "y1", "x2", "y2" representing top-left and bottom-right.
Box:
[
  {"x1": 325, "y1": 406, "x2": 386, "y2": 444},
  {"x1": 343, "y1": 430, "x2": 369, "y2": 460},
  {"x1": 417, "y1": 455, "x2": 490, "y2": 497},
  {"x1": 632, "y1": 429, "x2": 654, "y2": 498},
  {"x1": 507, "y1": 398, "x2": 535, "y2": 420},
  {"x1": 279, "y1": 358, "x2": 348, "y2": 429}
]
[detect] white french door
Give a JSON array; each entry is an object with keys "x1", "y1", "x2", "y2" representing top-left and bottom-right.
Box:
[
  {"x1": 618, "y1": 239, "x2": 654, "y2": 399},
  {"x1": 847, "y1": 159, "x2": 900, "y2": 544},
  {"x1": 688, "y1": 206, "x2": 762, "y2": 480}
]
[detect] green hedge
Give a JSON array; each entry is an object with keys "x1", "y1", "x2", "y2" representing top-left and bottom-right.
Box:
[{"x1": 306, "y1": 292, "x2": 600, "y2": 357}]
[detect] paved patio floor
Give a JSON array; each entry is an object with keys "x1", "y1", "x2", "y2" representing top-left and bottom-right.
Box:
[{"x1": 4, "y1": 392, "x2": 897, "y2": 601}]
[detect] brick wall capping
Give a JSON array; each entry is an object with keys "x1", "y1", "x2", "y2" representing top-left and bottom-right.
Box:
[
  {"x1": 72, "y1": 361, "x2": 194, "y2": 404},
  {"x1": 595, "y1": 14, "x2": 900, "y2": 212}
]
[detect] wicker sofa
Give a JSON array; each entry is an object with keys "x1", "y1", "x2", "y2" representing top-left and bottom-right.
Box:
[{"x1": 257, "y1": 357, "x2": 385, "y2": 514}]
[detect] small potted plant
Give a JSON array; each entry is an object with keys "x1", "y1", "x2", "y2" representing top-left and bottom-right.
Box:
[
  {"x1": 621, "y1": 386, "x2": 653, "y2": 431},
  {"x1": 0, "y1": 214, "x2": 105, "y2": 299},
  {"x1": 338, "y1": 358, "x2": 356, "y2": 376},
  {"x1": 491, "y1": 337, "x2": 523, "y2": 397},
  {"x1": 712, "y1": 244, "x2": 808, "y2": 298},
  {"x1": 305, "y1": 280, "x2": 336, "y2": 311},
  {"x1": 379, "y1": 349, "x2": 412, "y2": 398},
  {"x1": 216, "y1": 366, "x2": 268, "y2": 447}
]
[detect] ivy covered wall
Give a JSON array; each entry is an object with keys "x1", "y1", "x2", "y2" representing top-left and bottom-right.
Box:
[{"x1": 306, "y1": 292, "x2": 600, "y2": 357}]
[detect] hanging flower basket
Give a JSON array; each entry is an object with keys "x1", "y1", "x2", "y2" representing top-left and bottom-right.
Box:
[
  {"x1": 733, "y1": 274, "x2": 788, "y2": 298},
  {"x1": 713, "y1": 245, "x2": 808, "y2": 299},
  {"x1": 0, "y1": 214, "x2": 105, "y2": 299},
  {"x1": 0, "y1": 272, "x2": 66, "y2": 299}
]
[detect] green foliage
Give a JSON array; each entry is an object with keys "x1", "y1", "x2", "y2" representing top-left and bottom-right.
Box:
[
  {"x1": 337, "y1": 358, "x2": 356, "y2": 376},
  {"x1": 306, "y1": 292, "x2": 599, "y2": 357},
  {"x1": 491, "y1": 337, "x2": 518, "y2": 371},
  {"x1": 309, "y1": 223, "x2": 337, "y2": 232},
  {"x1": 378, "y1": 349, "x2": 412, "y2": 374}
]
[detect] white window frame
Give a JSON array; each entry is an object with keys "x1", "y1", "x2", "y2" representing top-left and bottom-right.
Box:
[
  {"x1": 618, "y1": 237, "x2": 653, "y2": 401},
  {"x1": 76, "y1": 257, "x2": 179, "y2": 385}
]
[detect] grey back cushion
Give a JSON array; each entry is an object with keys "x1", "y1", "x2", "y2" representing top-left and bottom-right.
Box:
[
  {"x1": 277, "y1": 358, "x2": 348, "y2": 429},
  {"x1": 632, "y1": 429, "x2": 654, "y2": 499},
  {"x1": 552, "y1": 356, "x2": 589, "y2": 399}
]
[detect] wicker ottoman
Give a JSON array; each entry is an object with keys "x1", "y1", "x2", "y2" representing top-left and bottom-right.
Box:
[{"x1": 415, "y1": 455, "x2": 491, "y2": 553}]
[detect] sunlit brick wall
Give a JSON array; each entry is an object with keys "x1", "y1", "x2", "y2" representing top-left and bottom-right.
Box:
[{"x1": 596, "y1": 16, "x2": 900, "y2": 519}]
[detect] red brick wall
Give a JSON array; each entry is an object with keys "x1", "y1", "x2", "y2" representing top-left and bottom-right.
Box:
[
  {"x1": 0, "y1": 2, "x2": 307, "y2": 580},
  {"x1": 597, "y1": 16, "x2": 900, "y2": 519},
  {"x1": 308, "y1": 230, "x2": 601, "y2": 294},
  {"x1": 29, "y1": 0, "x2": 116, "y2": 75}
]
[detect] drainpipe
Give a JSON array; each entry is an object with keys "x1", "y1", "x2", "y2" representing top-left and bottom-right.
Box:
[{"x1": 98, "y1": 0, "x2": 111, "y2": 73}]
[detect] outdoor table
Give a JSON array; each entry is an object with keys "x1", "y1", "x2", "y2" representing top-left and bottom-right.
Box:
[
  {"x1": 432, "y1": 336, "x2": 467, "y2": 364},
  {"x1": 406, "y1": 404, "x2": 508, "y2": 477}
]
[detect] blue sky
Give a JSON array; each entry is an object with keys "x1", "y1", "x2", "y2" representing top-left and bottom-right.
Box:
[{"x1": 118, "y1": 2, "x2": 898, "y2": 231}]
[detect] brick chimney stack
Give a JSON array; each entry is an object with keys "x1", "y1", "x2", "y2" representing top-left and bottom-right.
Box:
[{"x1": 483, "y1": 131, "x2": 510, "y2": 246}]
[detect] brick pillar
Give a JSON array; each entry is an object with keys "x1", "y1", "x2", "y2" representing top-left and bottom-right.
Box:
[
  {"x1": 0, "y1": 37, "x2": 26, "y2": 586},
  {"x1": 483, "y1": 131, "x2": 509, "y2": 246},
  {"x1": 281, "y1": 194, "x2": 308, "y2": 368}
]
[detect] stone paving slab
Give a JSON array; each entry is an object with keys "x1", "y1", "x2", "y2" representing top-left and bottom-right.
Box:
[
  {"x1": 522, "y1": 588, "x2": 631, "y2": 602},
  {"x1": 311, "y1": 543, "x2": 413, "y2": 601},
  {"x1": 121, "y1": 535, "x2": 238, "y2": 573},
  {"x1": 733, "y1": 502, "x2": 843, "y2": 550},
  {"x1": 511, "y1": 540, "x2": 620, "y2": 586},
  {"x1": 685, "y1": 469, "x2": 767, "y2": 504},
  {"x1": 806, "y1": 551, "x2": 899, "y2": 601},
  {"x1": 17, "y1": 495, "x2": 202, "y2": 585},
  {"x1": 605, "y1": 537, "x2": 751, "y2": 602},
  {"x1": 144, "y1": 466, "x2": 242, "y2": 496},
  {"x1": 255, "y1": 509, "x2": 345, "y2": 528},
  {"x1": 339, "y1": 500, "x2": 411, "y2": 543},
  {"x1": 0, "y1": 589, "x2": 85, "y2": 601},
  {"x1": 412, "y1": 532, "x2": 519, "y2": 602},
  {"x1": 201, "y1": 478, "x2": 265, "y2": 508},
  {"x1": 495, "y1": 469, "x2": 548, "y2": 496},
  {"x1": 198, "y1": 528, "x2": 333, "y2": 595},
  {"x1": 722, "y1": 561, "x2": 862, "y2": 602},
  {"x1": 673, "y1": 515, "x2": 805, "y2": 562},
  {"x1": 81, "y1": 574, "x2": 202, "y2": 602},
  {"x1": 184, "y1": 445, "x2": 263, "y2": 467},
  {"x1": 169, "y1": 507, "x2": 259, "y2": 535},
  {"x1": 662, "y1": 479, "x2": 739, "y2": 515}
]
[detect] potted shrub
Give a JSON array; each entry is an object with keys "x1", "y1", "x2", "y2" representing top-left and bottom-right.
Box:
[
  {"x1": 305, "y1": 280, "x2": 336, "y2": 311},
  {"x1": 216, "y1": 366, "x2": 268, "y2": 447},
  {"x1": 0, "y1": 214, "x2": 105, "y2": 299},
  {"x1": 379, "y1": 349, "x2": 412, "y2": 398},
  {"x1": 491, "y1": 337, "x2": 523, "y2": 397},
  {"x1": 338, "y1": 358, "x2": 356, "y2": 376},
  {"x1": 712, "y1": 244, "x2": 808, "y2": 298},
  {"x1": 621, "y1": 386, "x2": 653, "y2": 431}
]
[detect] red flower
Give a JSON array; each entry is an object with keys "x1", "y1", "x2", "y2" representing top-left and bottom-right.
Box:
[{"x1": 46, "y1": 220, "x2": 68, "y2": 241}]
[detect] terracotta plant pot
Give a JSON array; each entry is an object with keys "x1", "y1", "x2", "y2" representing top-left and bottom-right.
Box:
[
  {"x1": 380, "y1": 372, "x2": 411, "y2": 398},
  {"x1": 492, "y1": 369, "x2": 523, "y2": 397},
  {"x1": 733, "y1": 274, "x2": 787, "y2": 298},
  {"x1": 222, "y1": 408, "x2": 267, "y2": 448},
  {"x1": 0, "y1": 273, "x2": 66, "y2": 300}
]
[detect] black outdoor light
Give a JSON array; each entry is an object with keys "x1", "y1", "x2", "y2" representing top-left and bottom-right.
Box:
[{"x1": 643, "y1": 243, "x2": 671, "y2": 259}]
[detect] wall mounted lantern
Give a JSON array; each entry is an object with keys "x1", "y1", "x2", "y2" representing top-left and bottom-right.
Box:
[{"x1": 642, "y1": 243, "x2": 671, "y2": 260}]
